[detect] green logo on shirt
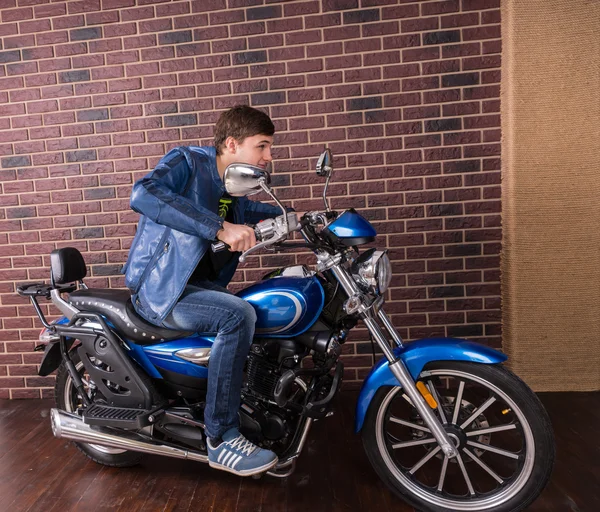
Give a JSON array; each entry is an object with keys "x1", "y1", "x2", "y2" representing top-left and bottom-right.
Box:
[{"x1": 218, "y1": 197, "x2": 233, "y2": 218}]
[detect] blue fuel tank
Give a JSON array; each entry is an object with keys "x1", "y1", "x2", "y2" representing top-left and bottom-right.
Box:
[{"x1": 237, "y1": 267, "x2": 325, "y2": 337}]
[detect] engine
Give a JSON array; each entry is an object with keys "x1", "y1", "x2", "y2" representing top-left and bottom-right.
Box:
[
  {"x1": 240, "y1": 338, "x2": 307, "y2": 445},
  {"x1": 245, "y1": 338, "x2": 307, "y2": 400}
]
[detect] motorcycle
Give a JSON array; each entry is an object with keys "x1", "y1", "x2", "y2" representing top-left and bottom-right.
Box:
[{"x1": 19, "y1": 149, "x2": 554, "y2": 511}]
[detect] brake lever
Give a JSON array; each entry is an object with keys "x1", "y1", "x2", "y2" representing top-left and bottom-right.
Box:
[{"x1": 239, "y1": 234, "x2": 286, "y2": 263}]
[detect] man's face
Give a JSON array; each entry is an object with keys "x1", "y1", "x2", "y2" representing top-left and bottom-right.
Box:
[{"x1": 231, "y1": 134, "x2": 274, "y2": 169}]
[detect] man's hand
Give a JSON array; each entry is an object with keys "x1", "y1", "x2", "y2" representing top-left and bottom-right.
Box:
[{"x1": 216, "y1": 221, "x2": 256, "y2": 252}]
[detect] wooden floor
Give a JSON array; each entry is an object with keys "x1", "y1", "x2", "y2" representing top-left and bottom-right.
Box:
[{"x1": 0, "y1": 391, "x2": 598, "y2": 512}]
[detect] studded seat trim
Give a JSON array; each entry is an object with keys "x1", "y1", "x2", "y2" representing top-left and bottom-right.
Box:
[{"x1": 68, "y1": 289, "x2": 193, "y2": 345}]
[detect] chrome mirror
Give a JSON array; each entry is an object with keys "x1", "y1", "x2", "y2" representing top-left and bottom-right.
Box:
[
  {"x1": 316, "y1": 149, "x2": 332, "y2": 178},
  {"x1": 223, "y1": 163, "x2": 271, "y2": 197},
  {"x1": 316, "y1": 148, "x2": 333, "y2": 212}
]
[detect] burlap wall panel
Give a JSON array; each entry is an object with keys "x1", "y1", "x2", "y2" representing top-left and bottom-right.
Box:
[{"x1": 501, "y1": 0, "x2": 600, "y2": 391}]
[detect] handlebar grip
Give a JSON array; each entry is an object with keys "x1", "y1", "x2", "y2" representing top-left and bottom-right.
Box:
[{"x1": 211, "y1": 241, "x2": 229, "y2": 253}]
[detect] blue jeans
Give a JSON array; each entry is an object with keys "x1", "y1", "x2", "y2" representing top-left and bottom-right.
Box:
[{"x1": 161, "y1": 280, "x2": 257, "y2": 439}]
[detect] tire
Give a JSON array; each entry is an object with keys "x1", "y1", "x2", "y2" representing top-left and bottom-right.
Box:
[
  {"x1": 362, "y1": 362, "x2": 555, "y2": 512},
  {"x1": 54, "y1": 350, "x2": 144, "y2": 468}
]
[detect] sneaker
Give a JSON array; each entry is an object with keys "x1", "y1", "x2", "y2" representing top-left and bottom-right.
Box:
[{"x1": 207, "y1": 428, "x2": 278, "y2": 476}]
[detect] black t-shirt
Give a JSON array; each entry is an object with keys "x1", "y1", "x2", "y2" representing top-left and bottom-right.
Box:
[{"x1": 189, "y1": 193, "x2": 237, "y2": 283}]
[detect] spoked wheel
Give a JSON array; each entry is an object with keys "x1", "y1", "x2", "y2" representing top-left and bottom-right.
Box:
[
  {"x1": 362, "y1": 362, "x2": 555, "y2": 512},
  {"x1": 55, "y1": 350, "x2": 144, "y2": 467}
]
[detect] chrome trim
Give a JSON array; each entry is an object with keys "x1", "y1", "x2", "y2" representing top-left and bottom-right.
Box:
[
  {"x1": 51, "y1": 409, "x2": 209, "y2": 463},
  {"x1": 271, "y1": 265, "x2": 315, "y2": 279},
  {"x1": 266, "y1": 417, "x2": 313, "y2": 477},
  {"x1": 50, "y1": 288, "x2": 79, "y2": 320},
  {"x1": 377, "y1": 309, "x2": 404, "y2": 348},
  {"x1": 175, "y1": 348, "x2": 211, "y2": 367}
]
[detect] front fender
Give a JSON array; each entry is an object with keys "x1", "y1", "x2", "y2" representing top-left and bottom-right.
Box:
[{"x1": 354, "y1": 338, "x2": 507, "y2": 432}]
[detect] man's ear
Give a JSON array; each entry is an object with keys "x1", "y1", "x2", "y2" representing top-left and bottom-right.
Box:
[{"x1": 224, "y1": 136, "x2": 238, "y2": 154}]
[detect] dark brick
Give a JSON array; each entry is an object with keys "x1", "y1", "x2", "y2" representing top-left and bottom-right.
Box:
[
  {"x1": 347, "y1": 97, "x2": 382, "y2": 111},
  {"x1": 247, "y1": 5, "x2": 282, "y2": 20},
  {"x1": 84, "y1": 188, "x2": 115, "y2": 200},
  {"x1": 92, "y1": 264, "x2": 123, "y2": 276},
  {"x1": 442, "y1": 73, "x2": 479, "y2": 87},
  {"x1": 73, "y1": 227, "x2": 104, "y2": 239},
  {"x1": 59, "y1": 70, "x2": 90, "y2": 83},
  {"x1": 6, "y1": 207, "x2": 36, "y2": 219},
  {"x1": 158, "y1": 31, "x2": 192, "y2": 45},
  {"x1": 2, "y1": 155, "x2": 31, "y2": 168},
  {"x1": 448, "y1": 324, "x2": 483, "y2": 337},
  {"x1": 443, "y1": 160, "x2": 481, "y2": 174},
  {"x1": 343, "y1": 9, "x2": 379, "y2": 24},
  {"x1": 425, "y1": 118, "x2": 461, "y2": 132},
  {"x1": 423, "y1": 30, "x2": 460, "y2": 45},
  {"x1": 232, "y1": 50, "x2": 267, "y2": 65},
  {"x1": 70, "y1": 27, "x2": 102, "y2": 41},
  {"x1": 251, "y1": 92, "x2": 285, "y2": 105},
  {"x1": 65, "y1": 150, "x2": 97, "y2": 162},
  {"x1": 164, "y1": 114, "x2": 198, "y2": 127},
  {"x1": 76, "y1": 109, "x2": 109, "y2": 122},
  {"x1": 427, "y1": 204, "x2": 463, "y2": 217},
  {"x1": 0, "y1": 50, "x2": 21, "y2": 63},
  {"x1": 429, "y1": 286, "x2": 464, "y2": 298}
]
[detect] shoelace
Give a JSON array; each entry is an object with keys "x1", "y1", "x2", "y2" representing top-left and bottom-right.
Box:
[{"x1": 225, "y1": 434, "x2": 256, "y2": 456}]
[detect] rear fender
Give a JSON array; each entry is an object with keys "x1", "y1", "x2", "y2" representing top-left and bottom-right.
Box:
[{"x1": 354, "y1": 338, "x2": 507, "y2": 432}]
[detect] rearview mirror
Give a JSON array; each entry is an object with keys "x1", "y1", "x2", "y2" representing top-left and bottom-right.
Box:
[
  {"x1": 223, "y1": 163, "x2": 271, "y2": 197},
  {"x1": 316, "y1": 149, "x2": 332, "y2": 178}
]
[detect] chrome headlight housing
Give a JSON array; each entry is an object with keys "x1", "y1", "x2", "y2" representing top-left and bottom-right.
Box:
[{"x1": 351, "y1": 249, "x2": 392, "y2": 295}]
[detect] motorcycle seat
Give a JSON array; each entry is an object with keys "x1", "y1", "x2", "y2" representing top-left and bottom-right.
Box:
[{"x1": 68, "y1": 288, "x2": 193, "y2": 345}]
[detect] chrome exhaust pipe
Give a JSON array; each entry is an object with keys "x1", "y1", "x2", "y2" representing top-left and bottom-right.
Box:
[
  {"x1": 51, "y1": 408, "x2": 309, "y2": 477},
  {"x1": 50, "y1": 408, "x2": 209, "y2": 463}
]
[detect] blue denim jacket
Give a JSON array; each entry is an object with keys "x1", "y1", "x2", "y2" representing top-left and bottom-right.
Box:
[{"x1": 122, "y1": 146, "x2": 281, "y2": 325}]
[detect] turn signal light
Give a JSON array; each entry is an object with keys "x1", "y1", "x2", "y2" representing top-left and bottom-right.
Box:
[{"x1": 416, "y1": 381, "x2": 438, "y2": 409}]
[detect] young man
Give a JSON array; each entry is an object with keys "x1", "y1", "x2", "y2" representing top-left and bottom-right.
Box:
[{"x1": 122, "y1": 105, "x2": 283, "y2": 476}]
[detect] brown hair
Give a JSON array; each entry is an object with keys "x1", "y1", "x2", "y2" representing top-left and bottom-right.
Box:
[{"x1": 213, "y1": 105, "x2": 275, "y2": 155}]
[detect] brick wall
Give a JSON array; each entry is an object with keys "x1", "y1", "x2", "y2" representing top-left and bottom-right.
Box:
[{"x1": 0, "y1": 0, "x2": 502, "y2": 398}]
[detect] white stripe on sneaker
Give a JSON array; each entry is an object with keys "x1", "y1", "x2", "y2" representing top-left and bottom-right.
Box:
[
  {"x1": 227, "y1": 454, "x2": 238, "y2": 469},
  {"x1": 222, "y1": 451, "x2": 234, "y2": 467},
  {"x1": 230, "y1": 454, "x2": 243, "y2": 470},
  {"x1": 217, "y1": 448, "x2": 227, "y2": 464}
]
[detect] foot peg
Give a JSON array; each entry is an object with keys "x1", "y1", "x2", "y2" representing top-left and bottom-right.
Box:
[{"x1": 83, "y1": 404, "x2": 152, "y2": 429}]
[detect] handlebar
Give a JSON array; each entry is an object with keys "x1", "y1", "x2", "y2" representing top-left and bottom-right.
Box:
[
  {"x1": 211, "y1": 240, "x2": 229, "y2": 253},
  {"x1": 210, "y1": 212, "x2": 301, "y2": 261},
  {"x1": 211, "y1": 222, "x2": 265, "y2": 254}
]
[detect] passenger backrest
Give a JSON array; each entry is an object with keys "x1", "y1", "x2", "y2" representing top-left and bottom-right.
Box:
[{"x1": 50, "y1": 247, "x2": 87, "y2": 285}]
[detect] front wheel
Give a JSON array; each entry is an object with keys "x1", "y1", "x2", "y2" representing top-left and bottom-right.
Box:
[{"x1": 362, "y1": 362, "x2": 555, "y2": 512}]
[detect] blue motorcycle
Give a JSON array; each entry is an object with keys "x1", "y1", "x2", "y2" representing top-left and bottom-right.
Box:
[{"x1": 20, "y1": 150, "x2": 554, "y2": 511}]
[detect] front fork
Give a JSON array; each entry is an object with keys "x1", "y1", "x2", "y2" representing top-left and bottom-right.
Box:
[{"x1": 330, "y1": 264, "x2": 458, "y2": 459}]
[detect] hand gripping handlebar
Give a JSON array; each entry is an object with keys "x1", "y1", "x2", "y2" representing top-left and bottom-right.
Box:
[{"x1": 210, "y1": 212, "x2": 300, "y2": 262}]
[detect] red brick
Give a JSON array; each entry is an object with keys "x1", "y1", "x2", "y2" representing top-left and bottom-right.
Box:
[
  {"x1": 463, "y1": 25, "x2": 501, "y2": 41},
  {"x1": 441, "y1": 13, "x2": 480, "y2": 29},
  {"x1": 2, "y1": 8, "x2": 33, "y2": 23}
]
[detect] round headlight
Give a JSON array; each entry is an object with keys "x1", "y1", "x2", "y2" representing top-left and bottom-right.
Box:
[
  {"x1": 352, "y1": 249, "x2": 392, "y2": 295},
  {"x1": 376, "y1": 251, "x2": 392, "y2": 295}
]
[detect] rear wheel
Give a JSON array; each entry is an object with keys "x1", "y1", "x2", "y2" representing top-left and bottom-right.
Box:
[
  {"x1": 362, "y1": 362, "x2": 555, "y2": 512},
  {"x1": 55, "y1": 350, "x2": 144, "y2": 467}
]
